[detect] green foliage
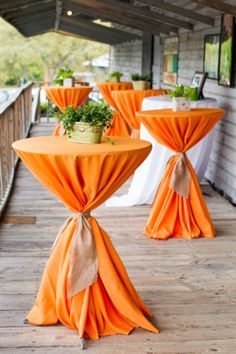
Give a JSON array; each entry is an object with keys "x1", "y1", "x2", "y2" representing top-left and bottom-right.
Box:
[
  {"x1": 53, "y1": 67, "x2": 74, "y2": 86},
  {"x1": 131, "y1": 73, "x2": 152, "y2": 81},
  {"x1": 0, "y1": 18, "x2": 109, "y2": 86},
  {"x1": 40, "y1": 102, "x2": 47, "y2": 114},
  {"x1": 48, "y1": 102, "x2": 62, "y2": 119},
  {"x1": 184, "y1": 86, "x2": 198, "y2": 101},
  {"x1": 168, "y1": 85, "x2": 198, "y2": 100},
  {"x1": 61, "y1": 102, "x2": 113, "y2": 136},
  {"x1": 168, "y1": 85, "x2": 187, "y2": 98},
  {"x1": 108, "y1": 71, "x2": 123, "y2": 82}
]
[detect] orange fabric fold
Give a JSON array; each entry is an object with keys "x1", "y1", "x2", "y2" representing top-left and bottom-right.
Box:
[
  {"x1": 12, "y1": 136, "x2": 158, "y2": 339},
  {"x1": 44, "y1": 87, "x2": 93, "y2": 136},
  {"x1": 106, "y1": 111, "x2": 131, "y2": 137},
  {"x1": 112, "y1": 89, "x2": 166, "y2": 130},
  {"x1": 44, "y1": 87, "x2": 93, "y2": 112},
  {"x1": 97, "y1": 82, "x2": 133, "y2": 137},
  {"x1": 137, "y1": 108, "x2": 224, "y2": 240}
]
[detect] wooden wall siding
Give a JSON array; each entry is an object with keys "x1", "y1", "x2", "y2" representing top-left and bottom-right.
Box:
[
  {"x1": 0, "y1": 82, "x2": 33, "y2": 217},
  {"x1": 110, "y1": 15, "x2": 236, "y2": 203}
]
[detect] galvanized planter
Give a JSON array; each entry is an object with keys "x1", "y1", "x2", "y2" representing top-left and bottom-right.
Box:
[
  {"x1": 132, "y1": 80, "x2": 150, "y2": 90},
  {"x1": 68, "y1": 122, "x2": 103, "y2": 144}
]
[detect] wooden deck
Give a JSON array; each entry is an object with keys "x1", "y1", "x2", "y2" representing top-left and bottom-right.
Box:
[{"x1": 0, "y1": 122, "x2": 236, "y2": 354}]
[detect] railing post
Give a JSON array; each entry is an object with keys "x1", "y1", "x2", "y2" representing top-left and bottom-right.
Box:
[{"x1": 0, "y1": 81, "x2": 34, "y2": 217}]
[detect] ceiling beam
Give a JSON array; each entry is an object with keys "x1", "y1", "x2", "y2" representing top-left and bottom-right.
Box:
[
  {"x1": 132, "y1": 3, "x2": 193, "y2": 30},
  {"x1": 64, "y1": 1, "x2": 162, "y2": 35},
  {"x1": 0, "y1": 0, "x2": 54, "y2": 12},
  {"x1": 60, "y1": 15, "x2": 139, "y2": 44},
  {"x1": 139, "y1": 0, "x2": 215, "y2": 26},
  {"x1": 55, "y1": 0, "x2": 63, "y2": 30},
  {"x1": 191, "y1": 0, "x2": 236, "y2": 16},
  {"x1": 10, "y1": 11, "x2": 55, "y2": 26},
  {"x1": 16, "y1": 19, "x2": 55, "y2": 32},
  {"x1": 2, "y1": 3, "x2": 55, "y2": 20},
  {"x1": 58, "y1": 21, "x2": 121, "y2": 45},
  {"x1": 68, "y1": 0, "x2": 178, "y2": 34}
]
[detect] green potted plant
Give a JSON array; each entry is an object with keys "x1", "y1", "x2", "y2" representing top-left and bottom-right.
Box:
[
  {"x1": 168, "y1": 85, "x2": 192, "y2": 112},
  {"x1": 60, "y1": 101, "x2": 113, "y2": 144},
  {"x1": 184, "y1": 86, "x2": 199, "y2": 101},
  {"x1": 108, "y1": 71, "x2": 123, "y2": 82},
  {"x1": 131, "y1": 73, "x2": 151, "y2": 90},
  {"x1": 53, "y1": 67, "x2": 75, "y2": 87}
]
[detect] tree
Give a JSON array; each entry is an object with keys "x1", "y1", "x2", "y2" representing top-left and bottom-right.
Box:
[{"x1": 0, "y1": 18, "x2": 109, "y2": 86}]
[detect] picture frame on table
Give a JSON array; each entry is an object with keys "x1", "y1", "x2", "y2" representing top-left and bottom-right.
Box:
[
  {"x1": 218, "y1": 14, "x2": 235, "y2": 87},
  {"x1": 191, "y1": 71, "x2": 207, "y2": 99},
  {"x1": 203, "y1": 34, "x2": 220, "y2": 80},
  {"x1": 163, "y1": 37, "x2": 179, "y2": 86}
]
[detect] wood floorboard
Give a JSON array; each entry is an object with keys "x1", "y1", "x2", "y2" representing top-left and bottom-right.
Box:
[{"x1": 0, "y1": 122, "x2": 236, "y2": 353}]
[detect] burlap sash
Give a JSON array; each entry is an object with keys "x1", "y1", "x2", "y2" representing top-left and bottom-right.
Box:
[
  {"x1": 169, "y1": 152, "x2": 191, "y2": 198},
  {"x1": 51, "y1": 212, "x2": 98, "y2": 298}
]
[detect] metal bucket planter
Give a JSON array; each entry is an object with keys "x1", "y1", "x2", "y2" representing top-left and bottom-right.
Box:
[
  {"x1": 172, "y1": 97, "x2": 191, "y2": 112},
  {"x1": 69, "y1": 122, "x2": 103, "y2": 144},
  {"x1": 132, "y1": 80, "x2": 149, "y2": 90}
]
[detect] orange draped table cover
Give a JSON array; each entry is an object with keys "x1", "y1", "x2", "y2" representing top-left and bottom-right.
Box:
[
  {"x1": 111, "y1": 89, "x2": 166, "y2": 135},
  {"x1": 136, "y1": 108, "x2": 224, "y2": 240},
  {"x1": 97, "y1": 82, "x2": 133, "y2": 137},
  {"x1": 12, "y1": 136, "x2": 158, "y2": 340},
  {"x1": 44, "y1": 86, "x2": 93, "y2": 135}
]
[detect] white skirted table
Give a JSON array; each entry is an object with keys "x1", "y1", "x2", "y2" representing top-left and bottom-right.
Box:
[{"x1": 106, "y1": 96, "x2": 218, "y2": 207}]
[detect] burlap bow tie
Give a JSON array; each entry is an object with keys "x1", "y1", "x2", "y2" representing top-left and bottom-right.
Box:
[
  {"x1": 51, "y1": 211, "x2": 98, "y2": 297},
  {"x1": 169, "y1": 152, "x2": 191, "y2": 198}
]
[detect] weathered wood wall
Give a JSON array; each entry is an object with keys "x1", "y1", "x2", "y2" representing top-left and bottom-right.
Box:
[{"x1": 110, "y1": 15, "x2": 236, "y2": 204}]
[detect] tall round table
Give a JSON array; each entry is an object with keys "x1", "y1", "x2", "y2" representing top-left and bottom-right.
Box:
[
  {"x1": 97, "y1": 82, "x2": 133, "y2": 137},
  {"x1": 106, "y1": 96, "x2": 219, "y2": 207},
  {"x1": 12, "y1": 136, "x2": 157, "y2": 343},
  {"x1": 137, "y1": 108, "x2": 224, "y2": 240},
  {"x1": 44, "y1": 86, "x2": 93, "y2": 135},
  {"x1": 111, "y1": 89, "x2": 166, "y2": 137}
]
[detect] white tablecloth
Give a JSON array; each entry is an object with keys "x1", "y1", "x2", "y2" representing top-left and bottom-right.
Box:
[{"x1": 106, "y1": 96, "x2": 218, "y2": 207}]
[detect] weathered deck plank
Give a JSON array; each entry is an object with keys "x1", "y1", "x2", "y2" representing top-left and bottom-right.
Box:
[{"x1": 0, "y1": 122, "x2": 236, "y2": 354}]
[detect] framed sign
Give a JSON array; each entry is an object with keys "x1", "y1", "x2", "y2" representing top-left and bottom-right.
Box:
[
  {"x1": 218, "y1": 14, "x2": 235, "y2": 86},
  {"x1": 191, "y1": 71, "x2": 207, "y2": 99},
  {"x1": 204, "y1": 34, "x2": 220, "y2": 80},
  {"x1": 163, "y1": 37, "x2": 178, "y2": 86}
]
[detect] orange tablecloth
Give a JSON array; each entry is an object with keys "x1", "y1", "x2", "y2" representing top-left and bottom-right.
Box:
[
  {"x1": 136, "y1": 108, "x2": 224, "y2": 240},
  {"x1": 97, "y1": 82, "x2": 133, "y2": 137},
  {"x1": 112, "y1": 89, "x2": 166, "y2": 131},
  {"x1": 44, "y1": 87, "x2": 93, "y2": 136},
  {"x1": 13, "y1": 136, "x2": 157, "y2": 340}
]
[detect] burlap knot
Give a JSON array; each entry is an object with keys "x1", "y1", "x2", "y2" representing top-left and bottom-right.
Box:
[
  {"x1": 169, "y1": 152, "x2": 191, "y2": 198},
  {"x1": 51, "y1": 211, "x2": 98, "y2": 298}
]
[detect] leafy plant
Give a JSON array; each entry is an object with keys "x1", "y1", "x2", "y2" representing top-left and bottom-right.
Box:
[
  {"x1": 61, "y1": 101, "x2": 113, "y2": 136},
  {"x1": 131, "y1": 73, "x2": 152, "y2": 81},
  {"x1": 108, "y1": 71, "x2": 123, "y2": 82},
  {"x1": 48, "y1": 102, "x2": 62, "y2": 119},
  {"x1": 53, "y1": 67, "x2": 74, "y2": 86},
  {"x1": 168, "y1": 85, "x2": 192, "y2": 99}
]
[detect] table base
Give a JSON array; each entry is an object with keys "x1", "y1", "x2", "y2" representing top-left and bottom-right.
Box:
[
  {"x1": 145, "y1": 155, "x2": 215, "y2": 239},
  {"x1": 27, "y1": 216, "x2": 158, "y2": 339}
]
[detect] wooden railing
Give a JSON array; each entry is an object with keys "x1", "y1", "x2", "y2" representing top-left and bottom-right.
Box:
[{"x1": 0, "y1": 82, "x2": 34, "y2": 216}]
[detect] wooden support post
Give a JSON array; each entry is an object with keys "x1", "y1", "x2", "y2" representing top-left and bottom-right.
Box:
[{"x1": 142, "y1": 32, "x2": 153, "y2": 86}]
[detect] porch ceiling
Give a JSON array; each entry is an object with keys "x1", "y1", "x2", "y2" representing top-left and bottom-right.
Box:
[{"x1": 0, "y1": 0, "x2": 236, "y2": 44}]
